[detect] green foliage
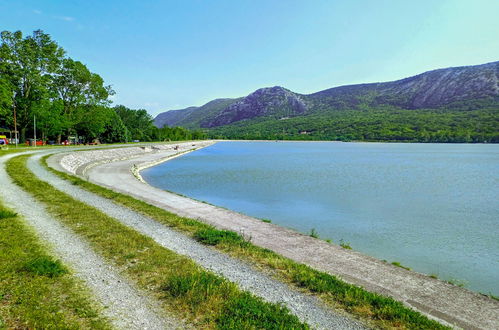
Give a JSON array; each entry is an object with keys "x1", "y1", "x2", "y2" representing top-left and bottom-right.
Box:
[
  {"x1": 217, "y1": 291, "x2": 307, "y2": 329},
  {"x1": 339, "y1": 239, "x2": 352, "y2": 250},
  {"x1": 0, "y1": 209, "x2": 17, "y2": 219},
  {"x1": 114, "y1": 104, "x2": 205, "y2": 142},
  {"x1": 24, "y1": 256, "x2": 68, "y2": 277},
  {"x1": 309, "y1": 228, "x2": 319, "y2": 238},
  {"x1": 391, "y1": 261, "x2": 411, "y2": 271},
  {"x1": 0, "y1": 29, "x2": 202, "y2": 143},
  {"x1": 208, "y1": 107, "x2": 499, "y2": 143},
  {"x1": 194, "y1": 228, "x2": 247, "y2": 246},
  {"x1": 291, "y1": 268, "x2": 447, "y2": 329}
]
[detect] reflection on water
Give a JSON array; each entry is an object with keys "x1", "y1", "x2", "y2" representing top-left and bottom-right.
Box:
[{"x1": 142, "y1": 141, "x2": 499, "y2": 295}]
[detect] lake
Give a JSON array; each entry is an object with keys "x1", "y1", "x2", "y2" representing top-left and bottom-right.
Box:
[{"x1": 142, "y1": 141, "x2": 499, "y2": 295}]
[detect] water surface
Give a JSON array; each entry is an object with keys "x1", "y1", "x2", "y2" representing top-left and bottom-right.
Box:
[{"x1": 142, "y1": 141, "x2": 499, "y2": 295}]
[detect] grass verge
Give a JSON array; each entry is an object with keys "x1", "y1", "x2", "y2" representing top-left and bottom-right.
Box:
[
  {"x1": 8, "y1": 155, "x2": 307, "y2": 329},
  {"x1": 0, "y1": 200, "x2": 110, "y2": 329},
  {"x1": 41, "y1": 154, "x2": 449, "y2": 329}
]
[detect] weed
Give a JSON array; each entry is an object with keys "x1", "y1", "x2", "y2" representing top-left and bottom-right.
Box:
[
  {"x1": 339, "y1": 239, "x2": 352, "y2": 250},
  {"x1": 218, "y1": 292, "x2": 307, "y2": 329},
  {"x1": 325, "y1": 239, "x2": 332, "y2": 244},
  {"x1": 261, "y1": 218, "x2": 272, "y2": 223},
  {"x1": 430, "y1": 274, "x2": 438, "y2": 279},
  {"x1": 24, "y1": 256, "x2": 68, "y2": 278},
  {"x1": 488, "y1": 294, "x2": 499, "y2": 301},
  {"x1": 0, "y1": 210, "x2": 17, "y2": 219},
  {"x1": 446, "y1": 278, "x2": 466, "y2": 288},
  {"x1": 309, "y1": 228, "x2": 319, "y2": 238},
  {"x1": 194, "y1": 228, "x2": 247, "y2": 246},
  {"x1": 391, "y1": 261, "x2": 411, "y2": 271}
]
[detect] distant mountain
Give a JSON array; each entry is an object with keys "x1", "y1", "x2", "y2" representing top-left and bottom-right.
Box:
[
  {"x1": 154, "y1": 98, "x2": 238, "y2": 129},
  {"x1": 154, "y1": 61, "x2": 499, "y2": 138}
]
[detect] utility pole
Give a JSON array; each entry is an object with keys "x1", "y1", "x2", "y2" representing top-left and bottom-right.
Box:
[
  {"x1": 12, "y1": 92, "x2": 17, "y2": 148},
  {"x1": 34, "y1": 114, "x2": 37, "y2": 147}
]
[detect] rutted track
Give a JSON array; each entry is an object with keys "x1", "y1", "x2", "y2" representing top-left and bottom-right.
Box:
[
  {"x1": 0, "y1": 151, "x2": 178, "y2": 330},
  {"x1": 29, "y1": 150, "x2": 366, "y2": 330}
]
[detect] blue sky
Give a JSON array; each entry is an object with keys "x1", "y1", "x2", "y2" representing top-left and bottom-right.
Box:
[{"x1": 1, "y1": 0, "x2": 498, "y2": 116}]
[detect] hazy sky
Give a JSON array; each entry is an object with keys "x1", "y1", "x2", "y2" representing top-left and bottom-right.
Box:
[{"x1": 1, "y1": 0, "x2": 498, "y2": 116}]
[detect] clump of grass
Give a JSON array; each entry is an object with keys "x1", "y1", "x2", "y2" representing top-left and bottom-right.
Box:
[
  {"x1": 0, "y1": 209, "x2": 17, "y2": 219},
  {"x1": 488, "y1": 294, "x2": 499, "y2": 301},
  {"x1": 194, "y1": 228, "x2": 247, "y2": 246},
  {"x1": 325, "y1": 239, "x2": 332, "y2": 244},
  {"x1": 24, "y1": 256, "x2": 68, "y2": 278},
  {"x1": 391, "y1": 261, "x2": 411, "y2": 271},
  {"x1": 164, "y1": 272, "x2": 305, "y2": 329},
  {"x1": 430, "y1": 274, "x2": 438, "y2": 279},
  {"x1": 261, "y1": 218, "x2": 272, "y2": 223},
  {"x1": 309, "y1": 228, "x2": 319, "y2": 238},
  {"x1": 218, "y1": 291, "x2": 305, "y2": 329},
  {"x1": 41, "y1": 154, "x2": 449, "y2": 329},
  {"x1": 339, "y1": 239, "x2": 352, "y2": 250},
  {"x1": 446, "y1": 278, "x2": 466, "y2": 288}
]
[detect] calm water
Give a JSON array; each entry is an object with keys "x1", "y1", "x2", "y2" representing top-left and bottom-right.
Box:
[{"x1": 142, "y1": 141, "x2": 499, "y2": 295}]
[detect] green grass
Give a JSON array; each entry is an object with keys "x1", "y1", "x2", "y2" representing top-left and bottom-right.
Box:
[
  {"x1": 0, "y1": 201, "x2": 110, "y2": 329},
  {"x1": 0, "y1": 209, "x2": 17, "y2": 219},
  {"x1": 24, "y1": 256, "x2": 68, "y2": 278},
  {"x1": 339, "y1": 239, "x2": 353, "y2": 250},
  {"x1": 194, "y1": 228, "x2": 248, "y2": 246},
  {"x1": 8, "y1": 155, "x2": 307, "y2": 329},
  {"x1": 309, "y1": 228, "x2": 319, "y2": 238},
  {"x1": 391, "y1": 262, "x2": 412, "y2": 271},
  {"x1": 40, "y1": 154, "x2": 450, "y2": 329},
  {"x1": 446, "y1": 279, "x2": 466, "y2": 288}
]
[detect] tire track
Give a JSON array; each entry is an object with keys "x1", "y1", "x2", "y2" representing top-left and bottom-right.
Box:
[{"x1": 0, "y1": 152, "x2": 179, "y2": 330}]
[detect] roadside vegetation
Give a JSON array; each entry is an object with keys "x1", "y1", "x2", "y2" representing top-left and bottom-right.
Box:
[
  {"x1": 41, "y1": 155, "x2": 449, "y2": 329},
  {"x1": 0, "y1": 200, "x2": 110, "y2": 329},
  {"x1": 8, "y1": 155, "x2": 307, "y2": 329}
]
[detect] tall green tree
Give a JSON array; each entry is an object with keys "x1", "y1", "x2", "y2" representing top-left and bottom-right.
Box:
[
  {"x1": 52, "y1": 58, "x2": 114, "y2": 141},
  {"x1": 0, "y1": 30, "x2": 64, "y2": 141}
]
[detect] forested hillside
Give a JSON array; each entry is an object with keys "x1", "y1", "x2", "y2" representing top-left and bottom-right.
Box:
[
  {"x1": 155, "y1": 62, "x2": 499, "y2": 143},
  {"x1": 0, "y1": 30, "x2": 204, "y2": 143}
]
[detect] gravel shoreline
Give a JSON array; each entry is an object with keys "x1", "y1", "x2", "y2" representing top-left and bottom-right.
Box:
[
  {"x1": 0, "y1": 152, "x2": 178, "y2": 330},
  {"x1": 31, "y1": 151, "x2": 366, "y2": 330}
]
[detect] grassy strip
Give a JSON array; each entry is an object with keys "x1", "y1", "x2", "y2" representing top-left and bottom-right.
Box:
[
  {"x1": 0, "y1": 201, "x2": 110, "y2": 329},
  {"x1": 42, "y1": 154, "x2": 450, "y2": 329},
  {"x1": 8, "y1": 155, "x2": 307, "y2": 329}
]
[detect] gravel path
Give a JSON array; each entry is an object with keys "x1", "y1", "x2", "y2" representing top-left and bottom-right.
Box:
[
  {"x1": 0, "y1": 152, "x2": 179, "y2": 330},
  {"x1": 30, "y1": 151, "x2": 366, "y2": 330}
]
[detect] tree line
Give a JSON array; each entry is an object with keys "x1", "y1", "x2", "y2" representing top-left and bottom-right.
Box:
[
  {"x1": 0, "y1": 29, "x2": 204, "y2": 144},
  {"x1": 208, "y1": 107, "x2": 499, "y2": 143}
]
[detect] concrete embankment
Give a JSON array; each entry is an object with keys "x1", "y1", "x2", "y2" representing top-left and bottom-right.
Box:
[{"x1": 50, "y1": 141, "x2": 499, "y2": 330}]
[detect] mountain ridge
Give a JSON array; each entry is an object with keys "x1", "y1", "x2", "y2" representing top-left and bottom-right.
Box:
[{"x1": 154, "y1": 61, "x2": 499, "y2": 130}]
